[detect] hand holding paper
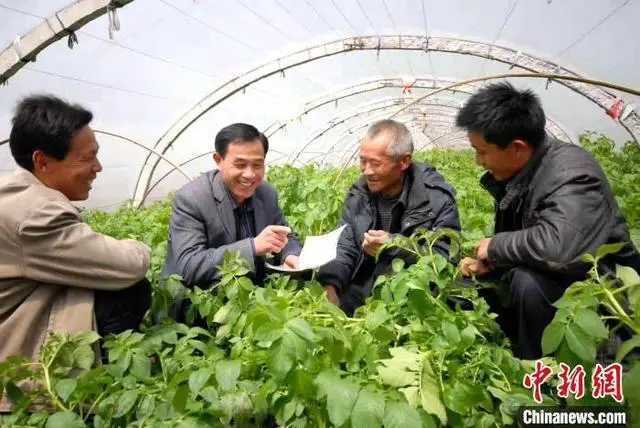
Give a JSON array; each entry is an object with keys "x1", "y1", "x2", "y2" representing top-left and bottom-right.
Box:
[{"x1": 265, "y1": 225, "x2": 346, "y2": 272}]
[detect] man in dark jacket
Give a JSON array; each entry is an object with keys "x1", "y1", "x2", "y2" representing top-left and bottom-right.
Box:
[
  {"x1": 317, "y1": 119, "x2": 461, "y2": 316},
  {"x1": 457, "y1": 82, "x2": 640, "y2": 360},
  {"x1": 162, "y1": 123, "x2": 302, "y2": 320}
]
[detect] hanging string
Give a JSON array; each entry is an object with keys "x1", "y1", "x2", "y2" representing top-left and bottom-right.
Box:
[{"x1": 107, "y1": 2, "x2": 121, "y2": 40}]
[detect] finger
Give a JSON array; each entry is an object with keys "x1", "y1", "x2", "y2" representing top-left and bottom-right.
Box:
[
  {"x1": 268, "y1": 233, "x2": 287, "y2": 245},
  {"x1": 269, "y1": 225, "x2": 292, "y2": 235},
  {"x1": 267, "y1": 237, "x2": 285, "y2": 250}
]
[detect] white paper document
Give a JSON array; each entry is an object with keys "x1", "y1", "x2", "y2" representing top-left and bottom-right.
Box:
[{"x1": 265, "y1": 225, "x2": 346, "y2": 272}]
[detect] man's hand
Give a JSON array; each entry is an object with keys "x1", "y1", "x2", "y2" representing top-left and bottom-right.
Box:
[
  {"x1": 324, "y1": 285, "x2": 339, "y2": 305},
  {"x1": 458, "y1": 257, "x2": 491, "y2": 277},
  {"x1": 254, "y1": 225, "x2": 291, "y2": 256},
  {"x1": 283, "y1": 254, "x2": 299, "y2": 269},
  {"x1": 473, "y1": 238, "x2": 492, "y2": 262},
  {"x1": 363, "y1": 230, "x2": 391, "y2": 257}
]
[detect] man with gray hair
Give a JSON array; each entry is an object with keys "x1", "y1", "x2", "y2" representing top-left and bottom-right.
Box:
[{"x1": 317, "y1": 119, "x2": 461, "y2": 316}]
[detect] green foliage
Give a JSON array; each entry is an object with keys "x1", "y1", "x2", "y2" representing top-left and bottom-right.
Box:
[{"x1": 2, "y1": 133, "x2": 639, "y2": 426}]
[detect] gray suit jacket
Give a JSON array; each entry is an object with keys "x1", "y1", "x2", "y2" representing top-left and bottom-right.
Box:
[{"x1": 162, "y1": 170, "x2": 302, "y2": 288}]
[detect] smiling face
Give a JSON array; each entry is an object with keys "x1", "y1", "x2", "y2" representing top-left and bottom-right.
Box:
[
  {"x1": 359, "y1": 131, "x2": 411, "y2": 197},
  {"x1": 32, "y1": 125, "x2": 102, "y2": 201},
  {"x1": 214, "y1": 139, "x2": 265, "y2": 203},
  {"x1": 468, "y1": 131, "x2": 532, "y2": 182}
]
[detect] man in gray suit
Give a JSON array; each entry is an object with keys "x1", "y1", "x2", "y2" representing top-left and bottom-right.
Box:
[{"x1": 162, "y1": 123, "x2": 302, "y2": 298}]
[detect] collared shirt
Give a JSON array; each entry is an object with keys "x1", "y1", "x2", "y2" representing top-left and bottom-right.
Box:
[
  {"x1": 227, "y1": 192, "x2": 256, "y2": 242},
  {"x1": 374, "y1": 174, "x2": 411, "y2": 233}
]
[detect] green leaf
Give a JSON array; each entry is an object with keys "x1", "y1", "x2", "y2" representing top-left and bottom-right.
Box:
[
  {"x1": 172, "y1": 385, "x2": 189, "y2": 413},
  {"x1": 287, "y1": 318, "x2": 316, "y2": 342},
  {"x1": 114, "y1": 390, "x2": 138, "y2": 418},
  {"x1": 253, "y1": 322, "x2": 284, "y2": 345},
  {"x1": 596, "y1": 242, "x2": 626, "y2": 259},
  {"x1": 189, "y1": 368, "x2": 212, "y2": 395},
  {"x1": 460, "y1": 324, "x2": 476, "y2": 348},
  {"x1": 616, "y1": 335, "x2": 640, "y2": 363},
  {"x1": 136, "y1": 395, "x2": 155, "y2": 419},
  {"x1": 350, "y1": 389, "x2": 385, "y2": 428},
  {"x1": 216, "y1": 360, "x2": 241, "y2": 392},
  {"x1": 55, "y1": 379, "x2": 77, "y2": 402},
  {"x1": 72, "y1": 345, "x2": 94, "y2": 370},
  {"x1": 76, "y1": 331, "x2": 101, "y2": 346},
  {"x1": 213, "y1": 304, "x2": 232, "y2": 324},
  {"x1": 292, "y1": 369, "x2": 316, "y2": 399},
  {"x1": 541, "y1": 322, "x2": 566, "y2": 355},
  {"x1": 382, "y1": 401, "x2": 423, "y2": 428},
  {"x1": 441, "y1": 320, "x2": 460, "y2": 345},
  {"x1": 565, "y1": 324, "x2": 596, "y2": 362},
  {"x1": 200, "y1": 386, "x2": 218, "y2": 404},
  {"x1": 268, "y1": 342, "x2": 294, "y2": 380},
  {"x1": 45, "y1": 412, "x2": 85, "y2": 428},
  {"x1": 130, "y1": 353, "x2": 151, "y2": 378},
  {"x1": 420, "y1": 358, "x2": 447, "y2": 425},
  {"x1": 315, "y1": 371, "x2": 360, "y2": 427},
  {"x1": 580, "y1": 253, "x2": 595, "y2": 264},
  {"x1": 392, "y1": 258, "x2": 405, "y2": 273},
  {"x1": 617, "y1": 264, "x2": 640, "y2": 287},
  {"x1": 5, "y1": 382, "x2": 24, "y2": 403},
  {"x1": 377, "y1": 364, "x2": 417, "y2": 387},
  {"x1": 573, "y1": 309, "x2": 609, "y2": 339},
  {"x1": 616, "y1": 264, "x2": 640, "y2": 312},
  {"x1": 364, "y1": 306, "x2": 389, "y2": 331}
]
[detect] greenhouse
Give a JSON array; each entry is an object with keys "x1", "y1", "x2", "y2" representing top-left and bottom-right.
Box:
[{"x1": 0, "y1": 0, "x2": 639, "y2": 427}]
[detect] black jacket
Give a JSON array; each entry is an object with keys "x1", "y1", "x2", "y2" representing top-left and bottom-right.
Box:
[
  {"x1": 486, "y1": 137, "x2": 640, "y2": 276},
  {"x1": 317, "y1": 162, "x2": 461, "y2": 298}
]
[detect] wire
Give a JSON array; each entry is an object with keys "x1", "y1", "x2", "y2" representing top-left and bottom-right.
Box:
[
  {"x1": 356, "y1": 0, "x2": 377, "y2": 32},
  {"x1": 157, "y1": 0, "x2": 257, "y2": 51},
  {"x1": 555, "y1": 0, "x2": 631, "y2": 57},
  {"x1": 330, "y1": 0, "x2": 358, "y2": 34},
  {"x1": 478, "y1": 0, "x2": 520, "y2": 80},
  {"x1": 236, "y1": 0, "x2": 296, "y2": 41},
  {"x1": 303, "y1": 0, "x2": 338, "y2": 35},
  {"x1": 0, "y1": 4, "x2": 41, "y2": 19},
  {"x1": 273, "y1": 0, "x2": 315, "y2": 37},
  {"x1": 420, "y1": 0, "x2": 436, "y2": 77},
  {"x1": 80, "y1": 32, "x2": 225, "y2": 80},
  {"x1": 381, "y1": 0, "x2": 415, "y2": 78},
  {"x1": 23, "y1": 67, "x2": 184, "y2": 102}
]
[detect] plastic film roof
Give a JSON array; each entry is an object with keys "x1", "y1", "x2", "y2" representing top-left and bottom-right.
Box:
[{"x1": 0, "y1": 0, "x2": 638, "y2": 209}]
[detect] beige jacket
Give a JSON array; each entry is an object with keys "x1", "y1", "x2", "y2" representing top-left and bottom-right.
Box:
[{"x1": 0, "y1": 168, "x2": 151, "y2": 399}]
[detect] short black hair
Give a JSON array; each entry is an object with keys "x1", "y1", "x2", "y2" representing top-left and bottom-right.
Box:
[
  {"x1": 455, "y1": 82, "x2": 547, "y2": 149},
  {"x1": 9, "y1": 94, "x2": 93, "y2": 171},
  {"x1": 214, "y1": 123, "x2": 269, "y2": 157}
]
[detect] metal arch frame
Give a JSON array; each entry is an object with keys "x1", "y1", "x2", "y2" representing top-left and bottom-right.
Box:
[
  {"x1": 0, "y1": 0, "x2": 134, "y2": 84},
  {"x1": 329, "y1": 116, "x2": 458, "y2": 165},
  {"x1": 320, "y1": 113, "x2": 456, "y2": 165},
  {"x1": 288, "y1": 96, "x2": 469, "y2": 162},
  {"x1": 322, "y1": 111, "x2": 456, "y2": 164},
  {"x1": 332, "y1": 122, "x2": 470, "y2": 168},
  {"x1": 138, "y1": 110, "x2": 431, "y2": 205},
  {"x1": 0, "y1": 129, "x2": 192, "y2": 182},
  {"x1": 140, "y1": 98, "x2": 464, "y2": 204},
  {"x1": 263, "y1": 75, "x2": 573, "y2": 143},
  {"x1": 289, "y1": 95, "x2": 571, "y2": 163},
  {"x1": 138, "y1": 146, "x2": 292, "y2": 206},
  {"x1": 132, "y1": 34, "x2": 640, "y2": 205},
  {"x1": 137, "y1": 114, "x2": 459, "y2": 205}
]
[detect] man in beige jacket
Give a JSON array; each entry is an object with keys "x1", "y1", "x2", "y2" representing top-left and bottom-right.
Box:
[{"x1": 0, "y1": 95, "x2": 152, "y2": 374}]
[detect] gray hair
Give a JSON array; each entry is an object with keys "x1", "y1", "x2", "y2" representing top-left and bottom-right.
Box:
[{"x1": 365, "y1": 119, "x2": 414, "y2": 160}]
